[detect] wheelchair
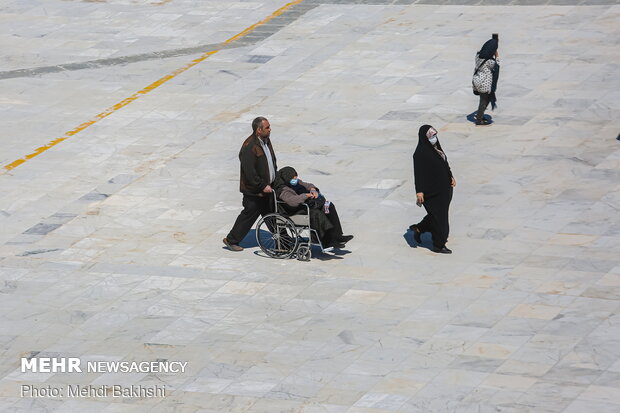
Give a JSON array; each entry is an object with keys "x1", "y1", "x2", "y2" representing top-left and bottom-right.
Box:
[{"x1": 255, "y1": 192, "x2": 324, "y2": 261}]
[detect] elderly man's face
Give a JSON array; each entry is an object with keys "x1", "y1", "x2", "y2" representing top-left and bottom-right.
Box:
[{"x1": 257, "y1": 120, "x2": 271, "y2": 139}]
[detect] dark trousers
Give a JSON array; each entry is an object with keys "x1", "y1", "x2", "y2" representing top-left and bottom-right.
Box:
[
  {"x1": 307, "y1": 203, "x2": 344, "y2": 247},
  {"x1": 226, "y1": 194, "x2": 274, "y2": 245},
  {"x1": 322, "y1": 203, "x2": 343, "y2": 246},
  {"x1": 476, "y1": 93, "x2": 491, "y2": 121}
]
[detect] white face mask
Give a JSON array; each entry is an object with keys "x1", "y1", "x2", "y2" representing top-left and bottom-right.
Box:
[{"x1": 429, "y1": 135, "x2": 438, "y2": 145}]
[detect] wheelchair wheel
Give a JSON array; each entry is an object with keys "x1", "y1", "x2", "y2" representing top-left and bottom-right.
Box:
[
  {"x1": 255, "y1": 213, "x2": 299, "y2": 259},
  {"x1": 297, "y1": 244, "x2": 311, "y2": 261}
]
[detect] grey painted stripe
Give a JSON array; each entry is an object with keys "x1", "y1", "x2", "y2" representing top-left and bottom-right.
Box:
[
  {"x1": 17, "y1": 248, "x2": 63, "y2": 257},
  {"x1": 0, "y1": 43, "x2": 230, "y2": 80},
  {"x1": 0, "y1": 0, "x2": 611, "y2": 80},
  {"x1": 0, "y1": 3, "x2": 319, "y2": 80}
]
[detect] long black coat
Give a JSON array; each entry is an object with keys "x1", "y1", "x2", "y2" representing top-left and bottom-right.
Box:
[
  {"x1": 413, "y1": 125, "x2": 454, "y2": 247},
  {"x1": 413, "y1": 127, "x2": 453, "y2": 196}
]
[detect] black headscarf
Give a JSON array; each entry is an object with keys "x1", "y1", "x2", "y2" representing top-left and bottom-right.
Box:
[
  {"x1": 273, "y1": 166, "x2": 307, "y2": 195},
  {"x1": 419, "y1": 124, "x2": 432, "y2": 139},
  {"x1": 478, "y1": 38, "x2": 498, "y2": 59},
  {"x1": 413, "y1": 125, "x2": 452, "y2": 195},
  {"x1": 415, "y1": 124, "x2": 446, "y2": 153}
]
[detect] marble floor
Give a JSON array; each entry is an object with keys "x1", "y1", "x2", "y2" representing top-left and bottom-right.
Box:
[{"x1": 0, "y1": 0, "x2": 619, "y2": 412}]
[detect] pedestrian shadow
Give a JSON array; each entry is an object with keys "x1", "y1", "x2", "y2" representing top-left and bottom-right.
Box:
[
  {"x1": 466, "y1": 111, "x2": 493, "y2": 124},
  {"x1": 221, "y1": 231, "x2": 258, "y2": 251},
  {"x1": 239, "y1": 229, "x2": 260, "y2": 248},
  {"x1": 404, "y1": 228, "x2": 433, "y2": 252}
]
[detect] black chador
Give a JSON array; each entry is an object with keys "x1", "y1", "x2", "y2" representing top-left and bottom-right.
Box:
[{"x1": 412, "y1": 124, "x2": 454, "y2": 251}]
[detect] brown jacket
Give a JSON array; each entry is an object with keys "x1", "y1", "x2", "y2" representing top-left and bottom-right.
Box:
[{"x1": 239, "y1": 134, "x2": 277, "y2": 195}]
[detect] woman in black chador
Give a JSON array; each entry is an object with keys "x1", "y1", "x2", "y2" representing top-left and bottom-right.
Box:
[{"x1": 410, "y1": 125, "x2": 456, "y2": 254}]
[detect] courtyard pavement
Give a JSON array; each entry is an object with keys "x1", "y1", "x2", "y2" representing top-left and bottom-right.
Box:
[{"x1": 1, "y1": 0, "x2": 619, "y2": 412}]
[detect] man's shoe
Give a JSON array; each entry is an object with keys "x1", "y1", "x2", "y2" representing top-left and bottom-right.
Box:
[
  {"x1": 337, "y1": 235, "x2": 354, "y2": 243},
  {"x1": 475, "y1": 119, "x2": 491, "y2": 126},
  {"x1": 409, "y1": 225, "x2": 422, "y2": 244},
  {"x1": 223, "y1": 237, "x2": 243, "y2": 252},
  {"x1": 432, "y1": 246, "x2": 452, "y2": 254}
]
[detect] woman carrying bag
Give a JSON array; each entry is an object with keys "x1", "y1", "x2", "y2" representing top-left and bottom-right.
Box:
[{"x1": 472, "y1": 35, "x2": 500, "y2": 126}]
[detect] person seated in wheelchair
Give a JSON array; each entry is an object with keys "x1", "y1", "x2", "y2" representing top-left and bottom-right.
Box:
[{"x1": 273, "y1": 166, "x2": 353, "y2": 249}]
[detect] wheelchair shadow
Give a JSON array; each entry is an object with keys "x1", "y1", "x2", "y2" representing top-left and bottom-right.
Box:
[
  {"x1": 466, "y1": 111, "x2": 493, "y2": 124},
  {"x1": 247, "y1": 229, "x2": 350, "y2": 261},
  {"x1": 251, "y1": 245, "x2": 348, "y2": 261},
  {"x1": 404, "y1": 228, "x2": 433, "y2": 252},
  {"x1": 313, "y1": 245, "x2": 350, "y2": 261}
]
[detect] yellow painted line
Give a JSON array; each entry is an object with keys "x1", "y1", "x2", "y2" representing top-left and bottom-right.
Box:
[{"x1": 2, "y1": 0, "x2": 305, "y2": 174}]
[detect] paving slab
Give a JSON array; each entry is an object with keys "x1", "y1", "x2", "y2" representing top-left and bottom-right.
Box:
[{"x1": 0, "y1": 0, "x2": 619, "y2": 412}]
